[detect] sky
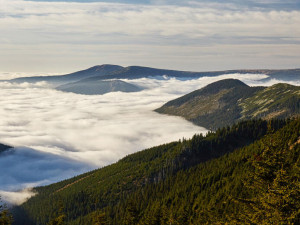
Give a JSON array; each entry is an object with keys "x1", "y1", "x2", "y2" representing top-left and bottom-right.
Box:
[{"x1": 0, "y1": 0, "x2": 299, "y2": 73}]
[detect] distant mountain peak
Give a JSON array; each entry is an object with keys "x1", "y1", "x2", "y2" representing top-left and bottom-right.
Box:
[
  {"x1": 10, "y1": 64, "x2": 124, "y2": 84},
  {"x1": 89, "y1": 64, "x2": 123, "y2": 71},
  {"x1": 195, "y1": 79, "x2": 250, "y2": 97},
  {"x1": 9, "y1": 66, "x2": 300, "y2": 85},
  {"x1": 205, "y1": 79, "x2": 249, "y2": 90}
]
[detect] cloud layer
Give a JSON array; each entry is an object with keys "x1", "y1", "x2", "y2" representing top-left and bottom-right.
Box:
[
  {"x1": 0, "y1": 73, "x2": 299, "y2": 205},
  {"x1": 0, "y1": 0, "x2": 299, "y2": 72}
]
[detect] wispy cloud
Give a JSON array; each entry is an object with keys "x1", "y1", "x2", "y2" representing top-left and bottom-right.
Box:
[
  {"x1": 23, "y1": 1, "x2": 300, "y2": 11},
  {"x1": 0, "y1": 0, "x2": 299, "y2": 72},
  {"x1": 0, "y1": 188, "x2": 36, "y2": 206}
]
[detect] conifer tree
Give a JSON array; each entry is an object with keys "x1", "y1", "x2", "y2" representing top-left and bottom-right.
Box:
[
  {"x1": 47, "y1": 202, "x2": 66, "y2": 225},
  {"x1": 0, "y1": 197, "x2": 13, "y2": 225},
  {"x1": 93, "y1": 211, "x2": 107, "y2": 225},
  {"x1": 236, "y1": 135, "x2": 300, "y2": 224},
  {"x1": 123, "y1": 201, "x2": 138, "y2": 225}
]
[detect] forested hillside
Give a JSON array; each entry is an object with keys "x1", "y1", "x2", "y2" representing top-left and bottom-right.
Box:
[
  {"x1": 156, "y1": 79, "x2": 300, "y2": 129},
  {"x1": 0, "y1": 197, "x2": 13, "y2": 225},
  {"x1": 12, "y1": 118, "x2": 299, "y2": 224}
]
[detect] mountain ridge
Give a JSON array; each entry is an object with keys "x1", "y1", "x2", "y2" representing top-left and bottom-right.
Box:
[
  {"x1": 10, "y1": 64, "x2": 123, "y2": 85},
  {"x1": 9, "y1": 65, "x2": 300, "y2": 85},
  {"x1": 163, "y1": 79, "x2": 250, "y2": 108},
  {"x1": 156, "y1": 79, "x2": 300, "y2": 129}
]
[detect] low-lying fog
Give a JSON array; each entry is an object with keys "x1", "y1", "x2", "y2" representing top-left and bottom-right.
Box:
[{"x1": 0, "y1": 73, "x2": 299, "y2": 205}]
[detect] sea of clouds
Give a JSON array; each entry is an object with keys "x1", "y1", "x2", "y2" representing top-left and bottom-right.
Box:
[{"x1": 0, "y1": 73, "x2": 299, "y2": 205}]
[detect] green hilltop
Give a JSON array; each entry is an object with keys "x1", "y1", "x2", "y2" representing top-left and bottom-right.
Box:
[{"x1": 156, "y1": 79, "x2": 300, "y2": 129}]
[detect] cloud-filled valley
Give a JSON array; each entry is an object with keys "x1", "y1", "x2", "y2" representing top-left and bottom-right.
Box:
[
  {"x1": 0, "y1": 73, "x2": 299, "y2": 205},
  {"x1": 0, "y1": 147, "x2": 90, "y2": 205}
]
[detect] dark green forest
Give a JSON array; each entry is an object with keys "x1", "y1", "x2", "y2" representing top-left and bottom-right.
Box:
[
  {"x1": 11, "y1": 118, "x2": 300, "y2": 224},
  {"x1": 1, "y1": 197, "x2": 13, "y2": 225}
]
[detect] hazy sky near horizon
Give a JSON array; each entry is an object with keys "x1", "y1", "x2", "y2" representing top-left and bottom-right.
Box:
[{"x1": 0, "y1": 0, "x2": 300, "y2": 73}]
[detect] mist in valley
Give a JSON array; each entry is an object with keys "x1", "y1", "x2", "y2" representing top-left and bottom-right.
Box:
[{"x1": 0, "y1": 72, "x2": 299, "y2": 204}]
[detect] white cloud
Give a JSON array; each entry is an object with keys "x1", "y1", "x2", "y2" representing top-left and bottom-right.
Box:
[
  {"x1": 1, "y1": 2, "x2": 299, "y2": 38},
  {"x1": 0, "y1": 189, "x2": 36, "y2": 206},
  {"x1": 0, "y1": 72, "x2": 64, "y2": 80}
]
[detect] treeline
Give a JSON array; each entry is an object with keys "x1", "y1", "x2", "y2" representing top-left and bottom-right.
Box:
[{"x1": 12, "y1": 118, "x2": 299, "y2": 224}]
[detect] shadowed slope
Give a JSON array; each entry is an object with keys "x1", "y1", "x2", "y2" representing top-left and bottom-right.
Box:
[
  {"x1": 56, "y1": 79, "x2": 143, "y2": 95},
  {"x1": 10, "y1": 65, "x2": 124, "y2": 85}
]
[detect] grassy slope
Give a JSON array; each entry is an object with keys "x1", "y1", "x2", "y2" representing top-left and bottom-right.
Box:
[
  {"x1": 156, "y1": 80, "x2": 300, "y2": 129},
  {"x1": 240, "y1": 83, "x2": 300, "y2": 119}
]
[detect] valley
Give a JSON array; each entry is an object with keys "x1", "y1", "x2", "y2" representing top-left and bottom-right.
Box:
[
  {"x1": 0, "y1": 65, "x2": 299, "y2": 224},
  {"x1": 1, "y1": 0, "x2": 300, "y2": 224}
]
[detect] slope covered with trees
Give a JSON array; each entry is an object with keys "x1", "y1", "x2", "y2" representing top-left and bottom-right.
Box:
[
  {"x1": 12, "y1": 118, "x2": 299, "y2": 224},
  {"x1": 240, "y1": 83, "x2": 300, "y2": 120},
  {"x1": 1, "y1": 197, "x2": 13, "y2": 225},
  {"x1": 156, "y1": 79, "x2": 300, "y2": 129}
]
